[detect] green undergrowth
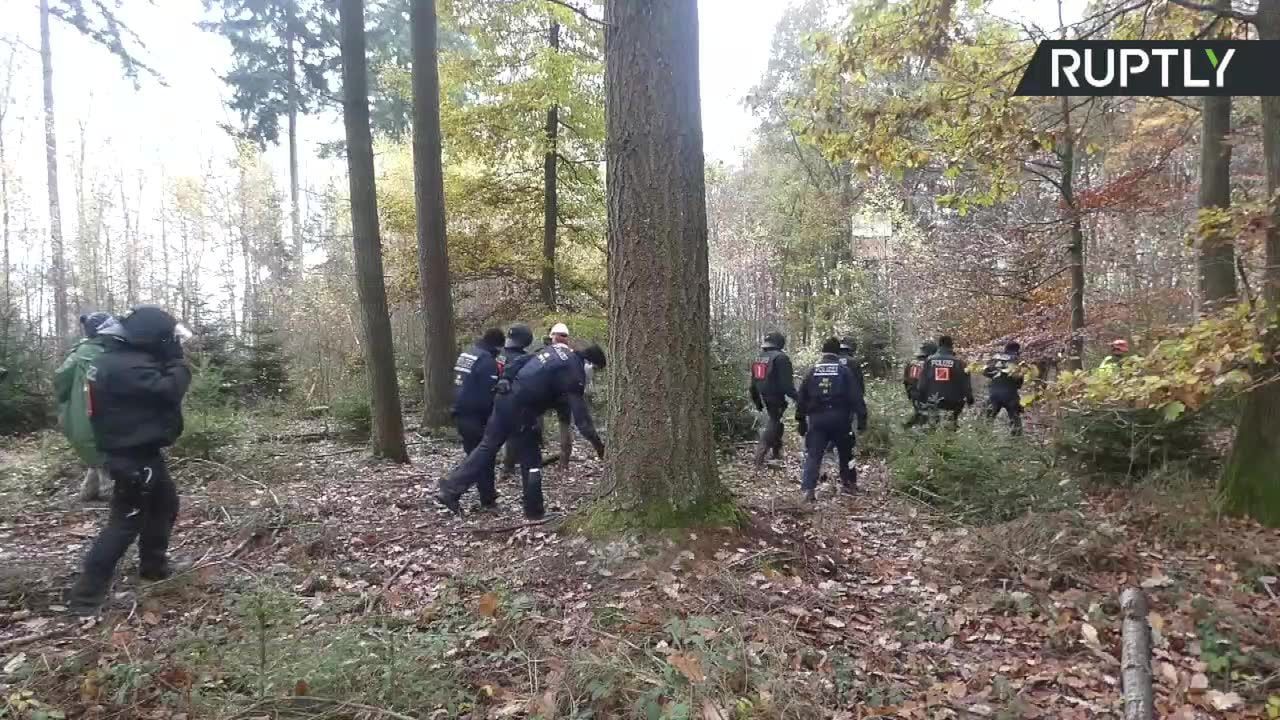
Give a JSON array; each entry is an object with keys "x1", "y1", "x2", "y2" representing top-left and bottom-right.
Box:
[{"x1": 571, "y1": 494, "x2": 746, "y2": 537}]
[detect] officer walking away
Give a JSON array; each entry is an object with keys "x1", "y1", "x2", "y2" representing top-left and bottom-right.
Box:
[
  {"x1": 451, "y1": 328, "x2": 505, "y2": 509},
  {"x1": 915, "y1": 335, "x2": 973, "y2": 429},
  {"x1": 834, "y1": 336, "x2": 869, "y2": 444},
  {"x1": 55, "y1": 312, "x2": 113, "y2": 501},
  {"x1": 438, "y1": 343, "x2": 605, "y2": 520},
  {"x1": 796, "y1": 338, "x2": 866, "y2": 501},
  {"x1": 983, "y1": 341, "x2": 1025, "y2": 436},
  {"x1": 902, "y1": 341, "x2": 936, "y2": 428},
  {"x1": 67, "y1": 306, "x2": 191, "y2": 616},
  {"x1": 749, "y1": 331, "x2": 798, "y2": 468},
  {"x1": 499, "y1": 324, "x2": 535, "y2": 480},
  {"x1": 547, "y1": 323, "x2": 575, "y2": 466},
  {"x1": 1100, "y1": 339, "x2": 1129, "y2": 369}
]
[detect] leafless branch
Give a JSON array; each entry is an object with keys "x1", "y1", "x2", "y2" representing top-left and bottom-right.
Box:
[
  {"x1": 545, "y1": 0, "x2": 607, "y2": 26},
  {"x1": 1168, "y1": 0, "x2": 1258, "y2": 22}
]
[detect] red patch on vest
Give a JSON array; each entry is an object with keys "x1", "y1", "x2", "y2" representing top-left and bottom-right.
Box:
[
  {"x1": 934, "y1": 367, "x2": 951, "y2": 382},
  {"x1": 751, "y1": 360, "x2": 769, "y2": 381},
  {"x1": 909, "y1": 365, "x2": 921, "y2": 380}
]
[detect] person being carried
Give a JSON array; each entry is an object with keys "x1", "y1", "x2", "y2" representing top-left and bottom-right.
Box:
[
  {"x1": 749, "y1": 331, "x2": 798, "y2": 467},
  {"x1": 914, "y1": 335, "x2": 973, "y2": 429},
  {"x1": 437, "y1": 341, "x2": 606, "y2": 520},
  {"x1": 55, "y1": 312, "x2": 113, "y2": 501},
  {"x1": 498, "y1": 324, "x2": 535, "y2": 481},
  {"x1": 796, "y1": 338, "x2": 865, "y2": 501},
  {"x1": 451, "y1": 328, "x2": 505, "y2": 509},
  {"x1": 983, "y1": 341, "x2": 1025, "y2": 436},
  {"x1": 67, "y1": 306, "x2": 191, "y2": 616},
  {"x1": 1100, "y1": 338, "x2": 1129, "y2": 368}
]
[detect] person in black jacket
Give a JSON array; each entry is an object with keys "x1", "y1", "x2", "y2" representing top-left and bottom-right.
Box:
[
  {"x1": 499, "y1": 324, "x2": 535, "y2": 480},
  {"x1": 835, "y1": 336, "x2": 869, "y2": 432},
  {"x1": 983, "y1": 341, "x2": 1025, "y2": 435},
  {"x1": 451, "y1": 328, "x2": 505, "y2": 507},
  {"x1": 796, "y1": 338, "x2": 865, "y2": 500},
  {"x1": 67, "y1": 306, "x2": 191, "y2": 616},
  {"x1": 438, "y1": 342, "x2": 605, "y2": 519},
  {"x1": 902, "y1": 341, "x2": 936, "y2": 428},
  {"x1": 749, "y1": 332, "x2": 798, "y2": 467},
  {"x1": 915, "y1": 335, "x2": 973, "y2": 429}
]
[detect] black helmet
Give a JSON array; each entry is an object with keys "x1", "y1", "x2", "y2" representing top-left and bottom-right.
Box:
[
  {"x1": 762, "y1": 332, "x2": 786, "y2": 350},
  {"x1": 921, "y1": 341, "x2": 938, "y2": 356},
  {"x1": 839, "y1": 336, "x2": 856, "y2": 352},
  {"x1": 1004, "y1": 341, "x2": 1021, "y2": 354},
  {"x1": 481, "y1": 328, "x2": 505, "y2": 350},
  {"x1": 506, "y1": 324, "x2": 533, "y2": 350},
  {"x1": 79, "y1": 312, "x2": 112, "y2": 338},
  {"x1": 821, "y1": 337, "x2": 842, "y2": 354},
  {"x1": 579, "y1": 344, "x2": 606, "y2": 370},
  {"x1": 118, "y1": 305, "x2": 179, "y2": 347}
]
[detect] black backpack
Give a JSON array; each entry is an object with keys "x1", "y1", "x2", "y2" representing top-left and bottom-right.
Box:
[{"x1": 751, "y1": 351, "x2": 781, "y2": 397}]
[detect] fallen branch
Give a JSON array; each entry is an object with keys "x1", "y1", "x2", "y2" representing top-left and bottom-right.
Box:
[
  {"x1": 364, "y1": 558, "x2": 414, "y2": 613},
  {"x1": 468, "y1": 514, "x2": 563, "y2": 535},
  {"x1": 1120, "y1": 587, "x2": 1154, "y2": 720},
  {"x1": 0, "y1": 627, "x2": 71, "y2": 651},
  {"x1": 234, "y1": 696, "x2": 418, "y2": 720}
]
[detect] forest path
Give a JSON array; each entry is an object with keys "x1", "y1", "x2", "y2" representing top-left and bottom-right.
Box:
[{"x1": 0, "y1": 430, "x2": 1276, "y2": 718}]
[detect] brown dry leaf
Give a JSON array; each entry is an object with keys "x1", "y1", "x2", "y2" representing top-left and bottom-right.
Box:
[
  {"x1": 1157, "y1": 662, "x2": 1179, "y2": 685},
  {"x1": 669, "y1": 652, "x2": 707, "y2": 684},
  {"x1": 80, "y1": 672, "x2": 101, "y2": 702},
  {"x1": 1189, "y1": 673, "x2": 1209, "y2": 690},
  {"x1": 142, "y1": 611, "x2": 161, "y2": 626},
  {"x1": 1080, "y1": 623, "x2": 1099, "y2": 646},
  {"x1": 701, "y1": 698, "x2": 729, "y2": 720},
  {"x1": 477, "y1": 592, "x2": 500, "y2": 618},
  {"x1": 1207, "y1": 690, "x2": 1242, "y2": 710},
  {"x1": 824, "y1": 617, "x2": 847, "y2": 629}
]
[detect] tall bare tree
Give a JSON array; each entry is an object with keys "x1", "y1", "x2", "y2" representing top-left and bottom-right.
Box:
[
  {"x1": 1197, "y1": 1, "x2": 1236, "y2": 311},
  {"x1": 40, "y1": 0, "x2": 69, "y2": 346},
  {"x1": 339, "y1": 0, "x2": 408, "y2": 462},
  {"x1": 541, "y1": 18, "x2": 560, "y2": 309},
  {"x1": 411, "y1": 0, "x2": 457, "y2": 430},
  {"x1": 604, "y1": 0, "x2": 727, "y2": 525}
]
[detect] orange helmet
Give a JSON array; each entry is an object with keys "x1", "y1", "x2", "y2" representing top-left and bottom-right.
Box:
[{"x1": 1111, "y1": 339, "x2": 1130, "y2": 353}]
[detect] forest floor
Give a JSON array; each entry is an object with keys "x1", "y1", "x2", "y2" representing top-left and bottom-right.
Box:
[{"x1": 0, "y1": 423, "x2": 1278, "y2": 720}]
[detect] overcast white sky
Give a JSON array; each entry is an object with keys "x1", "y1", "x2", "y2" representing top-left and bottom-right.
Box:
[{"x1": 0, "y1": 0, "x2": 1079, "y2": 260}]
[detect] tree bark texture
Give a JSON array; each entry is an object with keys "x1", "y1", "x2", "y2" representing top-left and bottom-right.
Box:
[
  {"x1": 286, "y1": 17, "x2": 302, "y2": 278},
  {"x1": 40, "y1": 0, "x2": 69, "y2": 347},
  {"x1": 541, "y1": 20, "x2": 561, "y2": 310},
  {"x1": 339, "y1": 0, "x2": 409, "y2": 462},
  {"x1": 604, "y1": 0, "x2": 726, "y2": 525},
  {"x1": 1060, "y1": 95, "x2": 1086, "y2": 371},
  {"x1": 411, "y1": 0, "x2": 458, "y2": 430},
  {"x1": 1120, "y1": 588, "x2": 1154, "y2": 720},
  {"x1": 1197, "y1": 0, "x2": 1236, "y2": 311},
  {"x1": 1221, "y1": 0, "x2": 1280, "y2": 528}
]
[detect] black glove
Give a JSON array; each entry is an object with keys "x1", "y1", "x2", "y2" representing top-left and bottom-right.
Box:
[
  {"x1": 966, "y1": 397, "x2": 975, "y2": 407},
  {"x1": 857, "y1": 418, "x2": 868, "y2": 433},
  {"x1": 753, "y1": 401, "x2": 764, "y2": 412},
  {"x1": 592, "y1": 438, "x2": 605, "y2": 459},
  {"x1": 796, "y1": 417, "x2": 807, "y2": 436},
  {"x1": 495, "y1": 378, "x2": 512, "y2": 394}
]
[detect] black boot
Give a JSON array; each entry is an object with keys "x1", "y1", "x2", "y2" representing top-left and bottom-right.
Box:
[
  {"x1": 802, "y1": 488, "x2": 816, "y2": 503},
  {"x1": 435, "y1": 492, "x2": 463, "y2": 516},
  {"x1": 66, "y1": 577, "x2": 109, "y2": 616}
]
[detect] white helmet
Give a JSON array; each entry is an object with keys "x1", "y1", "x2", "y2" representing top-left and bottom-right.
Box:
[{"x1": 550, "y1": 322, "x2": 570, "y2": 337}]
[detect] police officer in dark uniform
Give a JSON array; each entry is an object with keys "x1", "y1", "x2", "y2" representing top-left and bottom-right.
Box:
[
  {"x1": 438, "y1": 342, "x2": 605, "y2": 520},
  {"x1": 796, "y1": 338, "x2": 865, "y2": 501},
  {"x1": 499, "y1": 324, "x2": 535, "y2": 480},
  {"x1": 902, "y1": 341, "x2": 936, "y2": 428},
  {"x1": 451, "y1": 328, "x2": 505, "y2": 507},
  {"x1": 915, "y1": 335, "x2": 973, "y2": 429},
  {"x1": 68, "y1": 306, "x2": 191, "y2": 616},
  {"x1": 749, "y1": 332, "x2": 798, "y2": 467},
  {"x1": 983, "y1": 341, "x2": 1025, "y2": 435}
]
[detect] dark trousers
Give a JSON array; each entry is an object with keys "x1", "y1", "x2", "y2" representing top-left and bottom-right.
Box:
[
  {"x1": 903, "y1": 393, "x2": 928, "y2": 428},
  {"x1": 70, "y1": 451, "x2": 178, "y2": 605},
  {"x1": 753, "y1": 399, "x2": 786, "y2": 466},
  {"x1": 986, "y1": 393, "x2": 1023, "y2": 435},
  {"x1": 455, "y1": 413, "x2": 496, "y2": 505},
  {"x1": 501, "y1": 415, "x2": 543, "y2": 477},
  {"x1": 926, "y1": 401, "x2": 965, "y2": 429},
  {"x1": 442, "y1": 396, "x2": 545, "y2": 518},
  {"x1": 803, "y1": 411, "x2": 855, "y2": 491}
]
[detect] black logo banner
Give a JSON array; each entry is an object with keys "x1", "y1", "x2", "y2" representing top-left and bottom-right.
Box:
[{"x1": 1014, "y1": 41, "x2": 1280, "y2": 96}]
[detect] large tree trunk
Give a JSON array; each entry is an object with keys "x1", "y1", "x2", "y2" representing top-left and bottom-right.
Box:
[
  {"x1": 541, "y1": 20, "x2": 560, "y2": 310},
  {"x1": 339, "y1": 0, "x2": 409, "y2": 463},
  {"x1": 604, "y1": 0, "x2": 727, "y2": 526},
  {"x1": 1197, "y1": 1, "x2": 1236, "y2": 312},
  {"x1": 1060, "y1": 95, "x2": 1086, "y2": 371},
  {"x1": 286, "y1": 18, "x2": 302, "y2": 278},
  {"x1": 1220, "y1": 0, "x2": 1280, "y2": 527},
  {"x1": 40, "y1": 0, "x2": 68, "y2": 347},
  {"x1": 410, "y1": 0, "x2": 458, "y2": 430},
  {"x1": 0, "y1": 53, "x2": 10, "y2": 309}
]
